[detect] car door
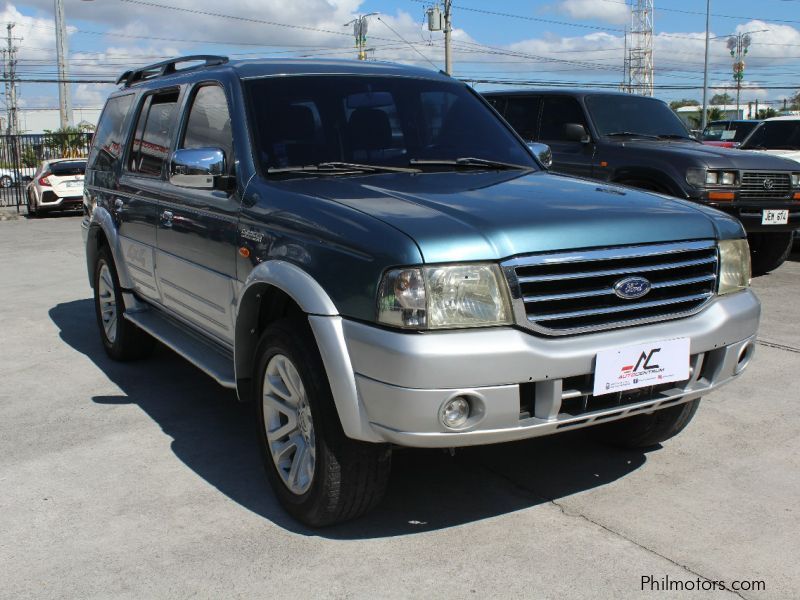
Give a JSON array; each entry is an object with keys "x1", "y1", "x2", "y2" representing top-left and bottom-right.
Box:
[
  {"x1": 539, "y1": 95, "x2": 596, "y2": 178},
  {"x1": 154, "y1": 82, "x2": 239, "y2": 345},
  {"x1": 117, "y1": 89, "x2": 181, "y2": 302}
]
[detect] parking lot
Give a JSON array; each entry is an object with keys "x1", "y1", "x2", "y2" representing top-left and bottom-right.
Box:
[{"x1": 1, "y1": 214, "x2": 798, "y2": 599}]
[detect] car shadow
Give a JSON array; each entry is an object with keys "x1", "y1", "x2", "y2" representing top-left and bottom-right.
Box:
[{"x1": 50, "y1": 298, "x2": 651, "y2": 539}]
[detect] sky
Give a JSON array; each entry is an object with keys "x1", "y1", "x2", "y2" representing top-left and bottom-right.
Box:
[{"x1": 2, "y1": 0, "x2": 800, "y2": 119}]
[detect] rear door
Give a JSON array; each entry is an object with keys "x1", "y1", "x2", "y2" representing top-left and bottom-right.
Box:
[
  {"x1": 500, "y1": 95, "x2": 542, "y2": 143},
  {"x1": 118, "y1": 89, "x2": 182, "y2": 302},
  {"x1": 154, "y1": 82, "x2": 239, "y2": 345},
  {"x1": 539, "y1": 95, "x2": 595, "y2": 178}
]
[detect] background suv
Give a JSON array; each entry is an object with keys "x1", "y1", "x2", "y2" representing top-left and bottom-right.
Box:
[{"x1": 484, "y1": 90, "x2": 800, "y2": 274}]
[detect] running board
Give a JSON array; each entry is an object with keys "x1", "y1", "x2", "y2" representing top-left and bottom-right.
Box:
[{"x1": 124, "y1": 310, "x2": 236, "y2": 389}]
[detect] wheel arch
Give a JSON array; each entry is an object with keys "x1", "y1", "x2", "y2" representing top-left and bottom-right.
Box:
[
  {"x1": 85, "y1": 206, "x2": 132, "y2": 290},
  {"x1": 610, "y1": 167, "x2": 685, "y2": 197},
  {"x1": 234, "y1": 261, "x2": 379, "y2": 442}
]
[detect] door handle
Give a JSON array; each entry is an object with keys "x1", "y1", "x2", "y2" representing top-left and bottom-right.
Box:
[
  {"x1": 114, "y1": 198, "x2": 124, "y2": 211},
  {"x1": 160, "y1": 210, "x2": 173, "y2": 227}
]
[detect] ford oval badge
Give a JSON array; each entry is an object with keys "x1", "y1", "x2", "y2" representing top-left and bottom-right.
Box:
[{"x1": 614, "y1": 276, "x2": 651, "y2": 300}]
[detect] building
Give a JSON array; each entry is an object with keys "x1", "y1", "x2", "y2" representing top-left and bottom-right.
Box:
[{"x1": 11, "y1": 107, "x2": 102, "y2": 134}]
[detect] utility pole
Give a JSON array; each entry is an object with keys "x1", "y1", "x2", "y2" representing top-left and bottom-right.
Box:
[
  {"x1": 443, "y1": 0, "x2": 453, "y2": 75},
  {"x1": 728, "y1": 32, "x2": 752, "y2": 119},
  {"x1": 345, "y1": 13, "x2": 377, "y2": 61},
  {"x1": 701, "y1": 0, "x2": 711, "y2": 131},
  {"x1": 54, "y1": 0, "x2": 73, "y2": 129},
  {"x1": 3, "y1": 23, "x2": 21, "y2": 136}
]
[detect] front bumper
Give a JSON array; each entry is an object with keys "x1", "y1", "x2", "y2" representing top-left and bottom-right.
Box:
[
  {"x1": 340, "y1": 290, "x2": 760, "y2": 448},
  {"x1": 707, "y1": 200, "x2": 800, "y2": 232}
]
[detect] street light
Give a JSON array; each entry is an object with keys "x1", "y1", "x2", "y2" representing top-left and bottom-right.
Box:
[
  {"x1": 727, "y1": 30, "x2": 766, "y2": 117},
  {"x1": 344, "y1": 13, "x2": 378, "y2": 61}
]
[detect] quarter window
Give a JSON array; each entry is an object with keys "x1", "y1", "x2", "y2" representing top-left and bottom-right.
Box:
[
  {"x1": 88, "y1": 94, "x2": 133, "y2": 171},
  {"x1": 129, "y1": 90, "x2": 180, "y2": 176},
  {"x1": 181, "y1": 85, "x2": 234, "y2": 165}
]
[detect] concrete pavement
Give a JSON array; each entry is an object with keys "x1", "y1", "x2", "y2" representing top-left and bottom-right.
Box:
[{"x1": 1, "y1": 215, "x2": 798, "y2": 599}]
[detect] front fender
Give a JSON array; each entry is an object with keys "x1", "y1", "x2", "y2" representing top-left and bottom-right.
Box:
[{"x1": 235, "y1": 261, "x2": 380, "y2": 443}]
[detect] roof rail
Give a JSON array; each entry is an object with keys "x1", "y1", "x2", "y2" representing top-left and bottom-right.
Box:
[{"x1": 116, "y1": 55, "x2": 229, "y2": 87}]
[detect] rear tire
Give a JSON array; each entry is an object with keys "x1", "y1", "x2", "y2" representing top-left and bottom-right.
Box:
[
  {"x1": 591, "y1": 399, "x2": 701, "y2": 449},
  {"x1": 26, "y1": 191, "x2": 37, "y2": 217},
  {"x1": 748, "y1": 232, "x2": 792, "y2": 275},
  {"x1": 93, "y1": 246, "x2": 154, "y2": 361},
  {"x1": 254, "y1": 318, "x2": 391, "y2": 527}
]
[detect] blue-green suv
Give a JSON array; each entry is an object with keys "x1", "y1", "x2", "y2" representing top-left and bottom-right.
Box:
[{"x1": 82, "y1": 56, "x2": 760, "y2": 526}]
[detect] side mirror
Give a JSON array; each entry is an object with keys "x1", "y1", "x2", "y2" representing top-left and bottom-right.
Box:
[
  {"x1": 527, "y1": 142, "x2": 553, "y2": 169},
  {"x1": 170, "y1": 148, "x2": 226, "y2": 190},
  {"x1": 564, "y1": 123, "x2": 591, "y2": 143}
]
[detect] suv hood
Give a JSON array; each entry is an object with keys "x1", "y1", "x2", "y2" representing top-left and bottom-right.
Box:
[
  {"x1": 613, "y1": 139, "x2": 800, "y2": 170},
  {"x1": 278, "y1": 171, "x2": 733, "y2": 263},
  {"x1": 741, "y1": 148, "x2": 800, "y2": 165}
]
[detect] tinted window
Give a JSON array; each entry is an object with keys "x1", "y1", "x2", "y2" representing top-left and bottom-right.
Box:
[
  {"x1": 702, "y1": 122, "x2": 729, "y2": 141},
  {"x1": 246, "y1": 76, "x2": 535, "y2": 172},
  {"x1": 129, "y1": 90, "x2": 180, "y2": 176},
  {"x1": 586, "y1": 95, "x2": 690, "y2": 138},
  {"x1": 88, "y1": 95, "x2": 133, "y2": 171},
  {"x1": 181, "y1": 85, "x2": 233, "y2": 163},
  {"x1": 540, "y1": 96, "x2": 588, "y2": 141},
  {"x1": 741, "y1": 121, "x2": 800, "y2": 149},
  {"x1": 497, "y1": 96, "x2": 541, "y2": 141},
  {"x1": 50, "y1": 160, "x2": 86, "y2": 176}
]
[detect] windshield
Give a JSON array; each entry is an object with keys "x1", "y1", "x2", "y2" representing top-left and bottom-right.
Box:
[
  {"x1": 704, "y1": 121, "x2": 758, "y2": 143},
  {"x1": 586, "y1": 94, "x2": 691, "y2": 138},
  {"x1": 245, "y1": 75, "x2": 536, "y2": 174},
  {"x1": 740, "y1": 121, "x2": 800, "y2": 150}
]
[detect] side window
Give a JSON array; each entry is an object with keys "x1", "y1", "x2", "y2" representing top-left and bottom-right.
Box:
[
  {"x1": 88, "y1": 94, "x2": 134, "y2": 171},
  {"x1": 181, "y1": 85, "x2": 234, "y2": 166},
  {"x1": 503, "y1": 96, "x2": 542, "y2": 141},
  {"x1": 540, "y1": 96, "x2": 588, "y2": 142},
  {"x1": 128, "y1": 90, "x2": 180, "y2": 177}
]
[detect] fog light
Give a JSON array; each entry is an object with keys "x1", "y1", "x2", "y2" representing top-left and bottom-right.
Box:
[{"x1": 441, "y1": 396, "x2": 471, "y2": 429}]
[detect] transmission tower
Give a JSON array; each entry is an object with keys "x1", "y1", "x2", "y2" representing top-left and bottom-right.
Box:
[{"x1": 627, "y1": 0, "x2": 654, "y2": 96}]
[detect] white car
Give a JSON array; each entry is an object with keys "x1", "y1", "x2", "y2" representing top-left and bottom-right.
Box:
[
  {"x1": 739, "y1": 116, "x2": 800, "y2": 165},
  {"x1": 26, "y1": 158, "x2": 87, "y2": 217}
]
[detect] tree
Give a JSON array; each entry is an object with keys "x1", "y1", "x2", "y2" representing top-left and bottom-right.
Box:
[
  {"x1": 42, "y1": 126, "x2": 90, "y2": 158},
  {"x1": 669, "y1": 99, "x2": 699, "y2": 111},
  {"x1": 790, "y1": 91, "x2": 800, "y2": 111},
  {"x1": 710, "y1": 92, "x2": 734, "y2": 105},
  {"x1": 757, "y1": 108, "x2": 778, "y2": 119},
  {"x1": 688, "y1": 107, "x2": 726, "y2": 129}
]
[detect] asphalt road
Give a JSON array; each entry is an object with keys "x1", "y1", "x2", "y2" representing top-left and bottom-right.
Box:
[{"x1": 1, "y1": 215, "x2": 798, "y2": 599}]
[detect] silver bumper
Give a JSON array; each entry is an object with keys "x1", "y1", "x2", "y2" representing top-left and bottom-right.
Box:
[{"x1": 335, "y1": 290, "x2": 760, "y2": 448}]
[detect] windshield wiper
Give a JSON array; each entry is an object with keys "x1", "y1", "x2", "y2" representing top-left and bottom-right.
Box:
[
  {"x1": 267, "y1": 162, "x2": 420, "y2": 175},
  {"x1": 657, "y1": 134, "x2": 694, "y2": 140},
  {"x1": 606, "y1": 132, "x2": 660, "y2": 140},
  {"x1": 409, "y1": 157, "x2": 532, "y2": 170}
]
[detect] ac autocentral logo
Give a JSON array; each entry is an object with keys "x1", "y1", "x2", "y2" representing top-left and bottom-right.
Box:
[
  {"x1": 621, "y1": 348, "x2": 661, "y2": 375},
  {"x1": 614, "y1": 276, "x2": 651, "y2": 300},
  {"x1": 763, "y1": 178, "x2": 775, "y2": 190}
]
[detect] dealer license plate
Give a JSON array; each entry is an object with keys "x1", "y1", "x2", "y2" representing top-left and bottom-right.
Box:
[
  {"x1": 593, "y1": 338, "x2": 691, "y2": 397},
  {"x1": 762, "y1": 209, "x2": 788, "y2": 225}
]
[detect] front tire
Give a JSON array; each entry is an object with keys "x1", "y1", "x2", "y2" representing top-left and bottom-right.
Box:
[
  {"x1": 591, "y1": 399, "x2": 701, "y2": 448},
  {"x1": 255, "y1": 319, "x2": 391, "y2": 527},
  {"x1": 93, "y1": 246, "x2": 154, "y2": 361},
  {"x1": 748, "y1": 232, "x2": 792, "y2": 275}
]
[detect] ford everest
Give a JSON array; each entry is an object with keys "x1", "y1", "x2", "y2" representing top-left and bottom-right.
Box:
[{"x1": 82, "y1": 56, "x2": 760, "y2": 526}]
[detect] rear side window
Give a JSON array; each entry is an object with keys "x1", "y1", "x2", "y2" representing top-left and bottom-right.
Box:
[
  {"x1": 88, "y1": 95, "x2": 133, "y2": 171},
  {"x1": 181, "y1": 85, "x2": 234, "y2": 164},
  {"x1": 129, "y1": 90, "x2": 180, "y2": 177},
  {"x1": 50, "y1": 161, "x2": 86, "y2": 176},
  {"x1": 503, "y1": 96, "x2": 542, "y2": 141}
]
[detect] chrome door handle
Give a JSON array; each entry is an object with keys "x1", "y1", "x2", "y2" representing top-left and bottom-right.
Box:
[
  {"x1": 114, "y1": 198, "x2": 124, "y2": 210},
  {"x1": 160, "y1": 210, "x2": 173, "y2": 228}
]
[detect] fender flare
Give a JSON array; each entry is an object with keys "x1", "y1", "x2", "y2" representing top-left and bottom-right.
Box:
[
  {"x1": 610, "y1": 167, "x2": 686, "y2": 198},
  {"x1": 235, "y1": 261, "x2": 380, "y2": 443},
  {"x1": 85, "y1": 206, "x2": 134, "y2": 290}
]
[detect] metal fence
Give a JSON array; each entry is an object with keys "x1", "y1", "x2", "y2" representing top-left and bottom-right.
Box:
[{"x1": 0, "y1": 132, "x2": 93, "y2": 211}]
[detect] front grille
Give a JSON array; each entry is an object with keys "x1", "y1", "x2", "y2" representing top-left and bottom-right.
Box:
[
  {"x1": 740, "y1": 171, "x2": 792, "y2": 199},
  {"x1": 502, "y1": 240, "x2": 718, "y2": 336}
]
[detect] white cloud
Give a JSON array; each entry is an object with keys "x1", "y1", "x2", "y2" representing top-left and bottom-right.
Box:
[{"x1": 555, "y1": 0, "x2": 630, "y2": 25}]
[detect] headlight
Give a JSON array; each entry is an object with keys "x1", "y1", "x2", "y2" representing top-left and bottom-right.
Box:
[
  {"x1": 718, "y1": 239, "x2": 751, "y2": 295},
  {"x1": 791, "y1": 173, "x2": 800, "y2": 188},
  {"x1": 686, "y1": 168, "x2": 738, "y2": 187},
  {"x1": 377, "y1": 264, "x2": 512, "y2": 329}
]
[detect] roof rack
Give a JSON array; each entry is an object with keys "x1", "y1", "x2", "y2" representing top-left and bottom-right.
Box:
[{"x1": 116, "y1": 55, "x2": 229, "y2": 87}]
